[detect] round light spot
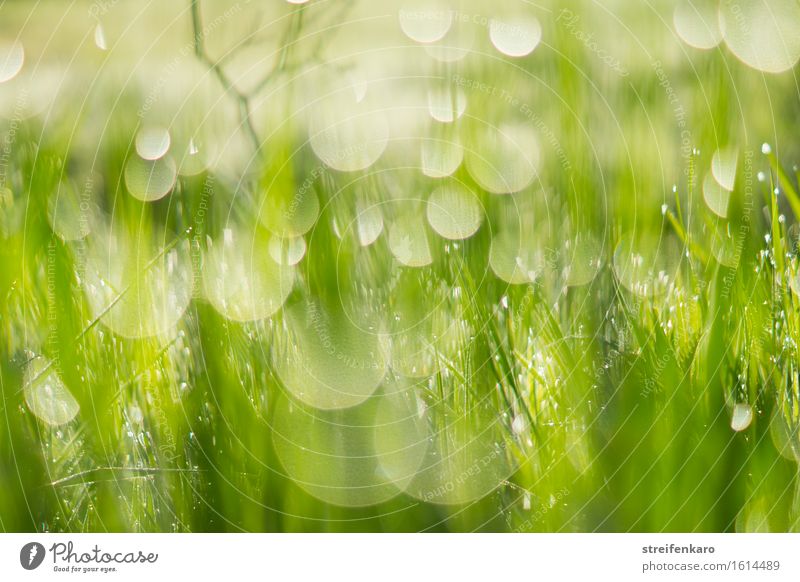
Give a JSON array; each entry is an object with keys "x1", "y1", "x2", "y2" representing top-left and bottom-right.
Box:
[
  {"x1": 426, "y1": 183, "x2": 483, "y2": 240},
  {"x1": 769, "y1": 410, "x2": 800, "y2": 462},
  {"x1": 84, "y1": 234, "x2": 193, "y2": 339},
  {"x1": 124, "y1": 155, "x2": 177, "y2": 202},
  {"x1": 261, "y1": 184, "x2": 320, "y2": 238},
  {"x1": 177, "y1": 138, "x2": 208, "y2": 177},
  {"x1": 47, "y1": 180, "x2": 94, "y2": 241},
  {"x1": 135, "y1": 126, "x2": 171, "y2": 160},
  {"x1": 24, "y1": 357, "x2": 79, "y2": 426},
  {"x1": 204, "y1": 228, "x2": 295, "y2": 322},
  {"x1": 709, "y1": 222, "x2": 738, "y2": 268},
  {"x1": 711, "y1": 147, "x2": 738, "y2": 191},
  {"x1": 387, "y1": 279, "x2": 463, "y2": 378},
  {"x1": 465, "y1": 124, "x2": 539, "y2": 194},
  {"x1": 399, "y1": 2, "x2": 453, "y2": 44},
  {"x1": 0, "y1": 42, "x2": 24, "y2": 83},
  {"x1": 673, "y1": 0, "x2": 723, "y2": 50},
  {"x1": 489, "y1": 16, "x2": 542, "y2": 57},
  {"x1": 272, "y1": 388, "x2": 426, "y2": 507},
  {"x1": 421, "y1": 137, "x2": 463, "y2": 178},
  {"x1": 356, "y1": 204, "x2": 384, "y2": 247},
  {"x1": 703, "y1": 170, "x2": 731, "y2": 218},
  {"x1": 384, "y1": 401, "x2": 516, "y2": 505},
  {"x1": 389, "y1": 216, "x2": 433, "y2": 267},
  {"x1": 563, "y1": 234, "x2": 603, "y2": 287},
  {"x1": 309, "y1": 97, "x2": 389, "y2": 172},
  {"x1": 719, "y1": 0, "x2": 800, "y2": 73},
  {"x1": 268, "y1": 235, "x2": 307, "y2": 266},
  {"x1": 427, "y1": 87, "x2": 467, "y2": 123},
  {"x1": 274, "y1": 300, "x2": 388, "y2": 410},
  {"x1": 489, "y1": 230, "x2": 545, "y2": 284}
]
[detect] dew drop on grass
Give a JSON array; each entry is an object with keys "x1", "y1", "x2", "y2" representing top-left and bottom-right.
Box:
[
  {"x1": 274, "y1": 300, "x2": 387, "y2": 410},
  {"x1": 426, "y1": 183, "x2": 483, "y2": 240},
  {"x1": 711, "y1": 147, "x2": 738, "y2": 191},
  {"x1": 124, "y1": 155, "x2": 177, "y2": 202},
  {"x1": 389, "y1": 215, "x2": 433, "y2": 267},
  {"x1": 398, "y1": 1, "x2": 453, "y2": 44},
  {"x1": 719, "y1": 0, "x2": 800, "y2": 73},
  {"x1": 135, "y1": 126, "x2": 171, "y2": 160},
  {"x1": 489, "y1": 16, "x2": 542, "y2": 58},
  {"x1": 427, "y1": 86, "x2": 466, "y2": 123},
  {"x1": 268, "y1": 235, "x2": 306, "y2": 266},
  {"x1": 23, "y1": 357, "x2": 79, "y2": 426},
  {"x1": 94, "y1": 24, "x2": 108, "y2": 51},
  {"x1": 465, "y1": 123, "x2": 539, "y2": 194},
  {"x1": 204, "y1": 227, "x2": 295, "y2": 322},
  {"x1": 511, "y1": 414, "x2": 527, "y2": 435},
  {"x1": 731, "y1": 403, "x2": 753, "y2": 432},
  {"x1": 0, "y1": 41, "x2": 24, "y2": 83},
  {"x1": 702, "y1": 171, "x2": 731, "y2": 218},
  {"x1": 672, "y1": 0, "x2": 722, "y2": 50},
  {"x1": 420, "y1": 136, "x2": 463, "y2": 178}
]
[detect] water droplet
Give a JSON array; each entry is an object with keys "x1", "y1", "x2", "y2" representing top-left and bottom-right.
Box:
[{"x1": 731, "y1": 403, "x2": 753, "y2": 432}]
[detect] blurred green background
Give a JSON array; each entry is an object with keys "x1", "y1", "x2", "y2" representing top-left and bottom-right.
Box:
[{"x1": 1, "y1": 0, "x2": 800, "y2": 532}]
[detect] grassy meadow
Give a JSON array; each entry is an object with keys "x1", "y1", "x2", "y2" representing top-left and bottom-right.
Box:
[{"x1": 1, "y1": 0, "x2": 800, "y2": 532}]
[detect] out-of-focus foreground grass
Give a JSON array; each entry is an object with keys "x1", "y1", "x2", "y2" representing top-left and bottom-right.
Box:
[{"x1": 1, "y1": 0, "x2": 800, "y2": 532}]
